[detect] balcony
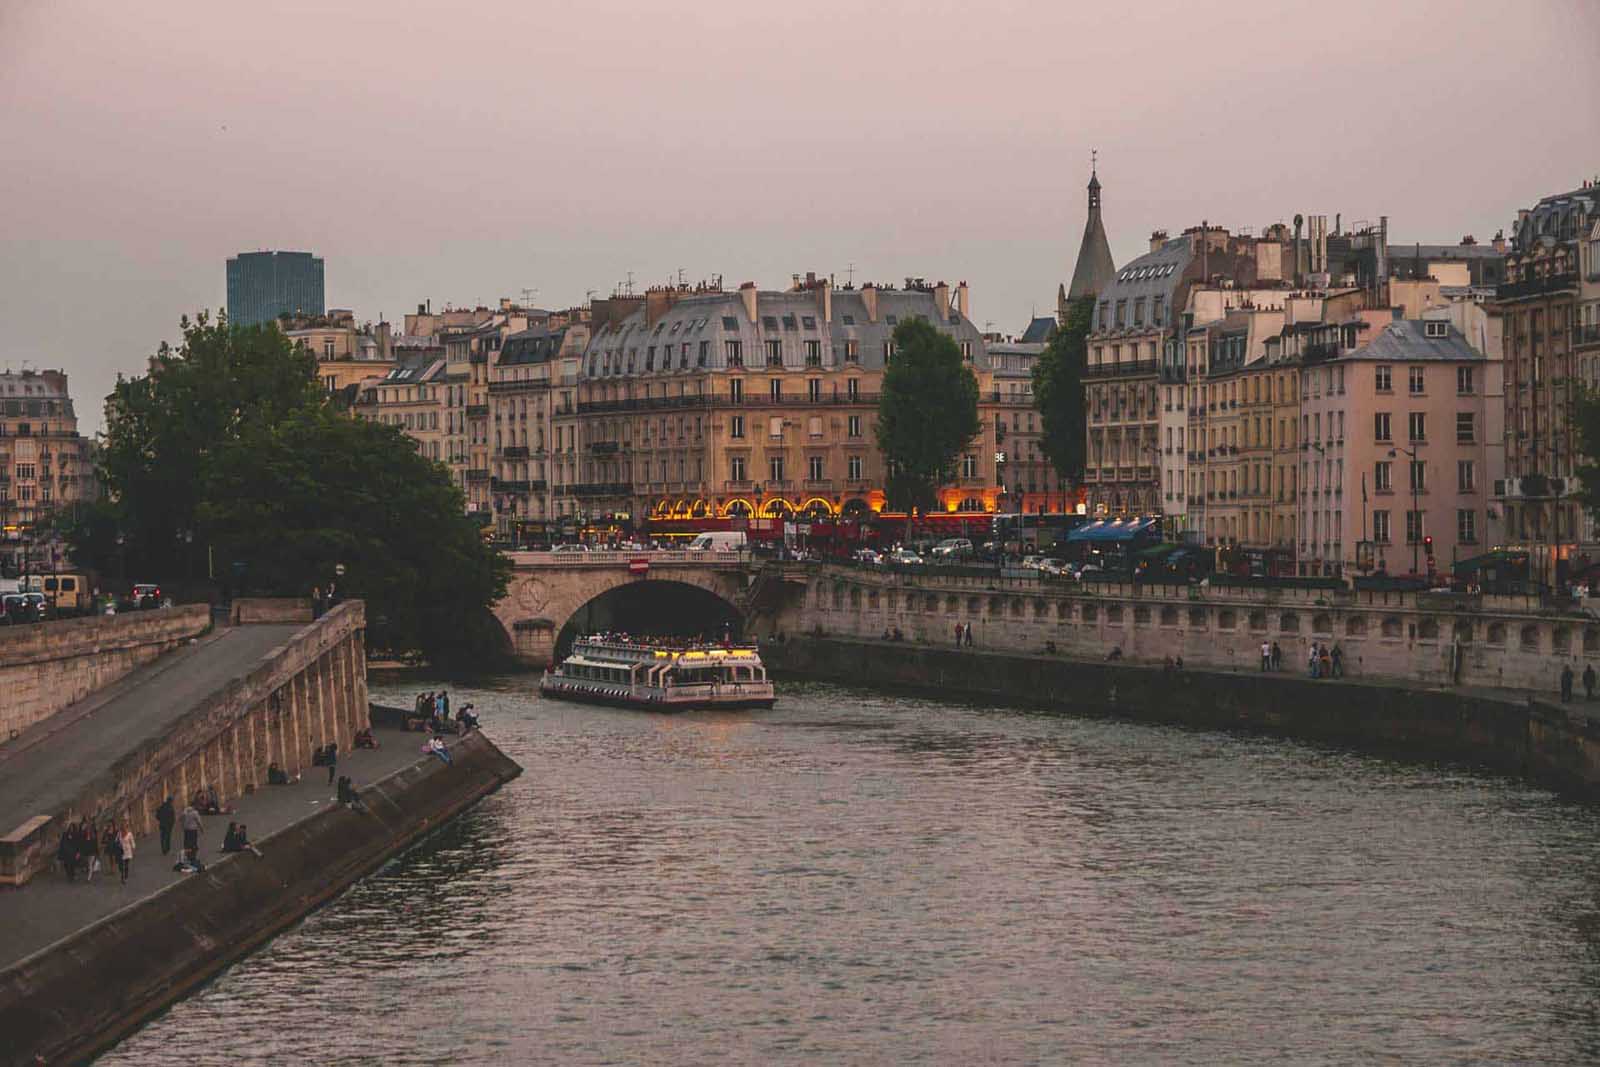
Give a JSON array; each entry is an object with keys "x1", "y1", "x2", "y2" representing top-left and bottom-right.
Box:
[
  {"x1": 466, "y1": 468, "x2": 490, "y2": 482},
  {"x1": 590, "y1": 441, "x2": 620, "y2": 455},
  {"x1": 1574, "y1": 323, "x2": 1600, "y2": 349},
  {"x1": 1497, "y1": 273, "x2": 1578, "y2": 301},
  {"x1": 1083, "y1": 360, "x2": 1159, "y2": 380},
  {"x1": 465, "y1": 404, "x2": 489, "y2": 417},
  {"x1": 568, "y1": 482, "x2": 631, "y2": 498},
  {"x1": 492, "y1": 478, "x2": 531, "y2": 493},
  {"x1": 803, "y1": 479, "x2": 836, "y2": 491},
  {"x1": 502, "y1": 446, "x2": 529, "y2": 459}
]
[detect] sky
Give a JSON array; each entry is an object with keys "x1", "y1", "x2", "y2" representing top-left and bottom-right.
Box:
[{"x1": 2, "y1": 0, "x2": 1597, "y2": 433}]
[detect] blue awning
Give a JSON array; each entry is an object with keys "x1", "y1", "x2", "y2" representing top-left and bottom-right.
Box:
[{"x1": 1066, "y1": 518, "x2": 1159, "y2": 543}]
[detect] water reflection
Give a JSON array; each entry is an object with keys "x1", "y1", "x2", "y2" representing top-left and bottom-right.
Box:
[{"x1": 98, "y1": 677, "x2": 1600, "y2": 1066}]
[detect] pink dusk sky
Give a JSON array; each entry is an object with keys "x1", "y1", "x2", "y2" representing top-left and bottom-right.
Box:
[{"x1": 2, "y1": 0, "x2": 1596, "y2": 431}]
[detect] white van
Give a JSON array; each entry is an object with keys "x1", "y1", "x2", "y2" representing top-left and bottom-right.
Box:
[{"x1": 688, "y1": 531, "x2": 748, "y2": 552}]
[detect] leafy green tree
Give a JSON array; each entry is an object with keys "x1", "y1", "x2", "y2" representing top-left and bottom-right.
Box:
[
  {"x1": 99, "y1": 312, "x2": 323, "y2": 574},
  {"x1": 198, "y1": 406, "x2": 511, "y2": 664},
  {"x1": 1032, "y1": 296, "x2": 1091, "y2": 488},
  {"x1": 875, "y1": 318, "x2": 980, "y2": 514}
]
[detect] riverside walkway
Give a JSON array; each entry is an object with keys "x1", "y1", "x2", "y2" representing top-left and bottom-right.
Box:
[{"x1": 0, "y1": 723, "x2": 423, "y2": 971}]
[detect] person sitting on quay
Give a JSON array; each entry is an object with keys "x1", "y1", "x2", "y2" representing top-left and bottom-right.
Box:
[
  {"x1": 428, "y1": 735, "x2": 453, "y2": 766},
  {"x1": 267, "y1": 762, "x2": 290, "y2": 785},
  {"x1": 337, "y1": 776, "x2": 367, "y2": 811},
  {"x1": 221, "y1": 821, "x2": 242, "y2": 852},
  {"x1": 455, "y1": 704, "x2": 479, "y2": 733},
  {"x1": 354, "y1": 726, "x2": 379, "y2": 749},
  {"x1": 1105, "y1": 646, "x2": 1123, "y2": 662}
]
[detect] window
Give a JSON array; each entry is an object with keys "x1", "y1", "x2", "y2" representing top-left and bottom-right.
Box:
[
  {"x1": 1408, "y1": 412, "x2": 1426, "y2": 442},
  {"x1": 730, "y1": 456, "x2": 747, "y2": 482},
  {"x1": 1456, "y1": 412, "x2": 1475, "y2": 443},
  {"x1": 808, "y1": 456, "x2": 824, "y2": 481},
  {"x1": 765, "y1": 339, "x2": 783, "y2": 366},
  {"x1": 769, "y1": 456, "x2": 785, "y2": 483},
  {"x1": 845, "y1": 339, "x2": 859, "y2": 363},
  {"x1": 768, "y1": 415, "x2": 782, "y2": 438},
  {"x1": 729, "y1": 380, "x2": 744, "y2": 404},
  {"x1": 1406, "y1": 510, "x2": 1424, "y2": 545},
  {"x1": 1375, "y1": 366, "x2": 1392, "y2": 392},
  {"x1": 782, "y1": 315, "x2": 798, "y2": 330},
  {"x1": 808, "y1": 379, "x2": 821, "y2": 402},
  {"x1": 1458, "y1": 509, "x2": 1477, "y2": 544},
  {"x1": 1374, "y1": 461, "x2": 1392, "y2": 492},
  {"x1": 1133, "y1": 298, "x2": 1145, "y2": 326},
  {"x1": 762, "y1": 315, "x2": 779, "y2": 330},
  {"x1": 805, "y1": 340, "x2": 821, "y2": 365},
  {"x1": 1152, "y1": 296, "x2": 1164, "y2": 325},
  {"x1": 847, "y1": 378, "x2": 860, "y2": 400},
  {"x1": 1097, "y1": 301, "x2": 1109, "y2": 329},
  {"x1": 884, "y1": 340, "x2": 895, "y2": 360},
  {"x1": 725, "y1": 340, "x2": 743, "y2": 366},
  {"x1": 1410, "y1": 460, "x2": 1425, "y2": 492},
  {"x1": 1457, "y1": 366, "x2": 1474, "y2": 393},
  {"x1": 1408, "y1": 367, "x2": 1425, "y2": 394},
  {"x1": 848, "y1": 415, "x2": 862, "y2": 438},
  {"x1": 769, "y1": 379, "x2": 782, "y2": 402},
  {"x1": 1458, "y1": 460, "x2": 1476, "y2": 492},
  {"x1": 1373, "y1": 509, "x2": 1391, "y2": 543},
  {"x1": 962, "y1": 454, "x2": 977, "y2": 478},
  {"x1": 1425, "y1": 321, "x2": 1449, "y2": 339},
  {"x1": 1115, "y1": 299, "x2": 1127, "y2": 327},
  {"x1": 730, "y1": 415, "x2": 745, "y2": 439},
  {"x1": 960, "y1": 341, "x2": 972, "y2": 361},
  {"x1": 808, "y1": 415, "x2": 822, "y2": 438},
  {"x1": 645, "y1": 346, "x2": 655, "y2": 371},
  {"x1": 848, "y1": 455, "x2": 863, "y2": 480},
  {"x1": 1374, "y1": 413, "x2": 1391, "y2": 441},
  {"x1": 15, "y1": 464, "x2": 33, "y2": 481}
]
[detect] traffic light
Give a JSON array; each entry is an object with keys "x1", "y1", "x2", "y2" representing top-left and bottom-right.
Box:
[{"x1": 1424, "y1": 535, "x2": 1434, "y2": 557}]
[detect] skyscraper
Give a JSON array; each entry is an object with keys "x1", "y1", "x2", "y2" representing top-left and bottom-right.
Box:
[{"x1": 226, "y1": 251, "x2": 325, "y2": 326}]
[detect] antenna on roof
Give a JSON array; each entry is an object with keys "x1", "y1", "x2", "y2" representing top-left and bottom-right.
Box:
[
  {"x1": 520, "y1": 287, "x2": 538, "y2": 308},
  {"x1": 846, "y1": 262, "x2": 856, "y2": 287},
  {"x1": 625, "y1": 271, "x2": 635, "y2": 296}
]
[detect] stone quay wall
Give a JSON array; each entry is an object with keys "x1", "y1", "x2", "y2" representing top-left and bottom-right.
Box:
[
  {"x1": 0, "y1": 729, "x2": 522, "y2": 1067},
  {"x1": 765, "y1": 638, "x2": 1600, "y2": 799},
  {"x1": 0, "y1": 602, "x2": 370, "y2": 886},
  {"x1": 776, "y1": 565, "x2": 1597, "y2": 693},
  {"x1": 0, "y1": 605, "x2": 211, "y2": 743}
]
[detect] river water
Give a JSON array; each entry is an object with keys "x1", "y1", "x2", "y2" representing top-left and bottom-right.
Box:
[{"x1": 100, "y1": 677, "x2": 1600, "y2": 1065}]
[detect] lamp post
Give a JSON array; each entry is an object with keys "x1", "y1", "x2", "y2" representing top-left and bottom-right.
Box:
[{"x1": 1389, "y1": 444, "x2": 1421, "y2": 575}]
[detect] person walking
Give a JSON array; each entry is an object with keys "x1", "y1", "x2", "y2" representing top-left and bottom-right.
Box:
[
  {"x1": 1271, "y1": 642, "x2": 1282, "y2": 671},
  {"x1": 155, "y1": 797, "x2": 175, "y2": 856},
  {"x1": 1260, "y1": 640, "x2": 1271, "y2": 672},
  {"x1": 57, "y1": 825, "x2": 79, "y2": 882},
  {"x1": 116, "y1": 824, "x2": 134, "y2": 885},
  {"x1": 326, "y1": 742, "x2": 338, "y2": 786},
  {"x1": 180, "y1": 802, "x2": 203, "y2": 865},
  {"x1": 1561, "y1": 664, "x2": 1575, "y2": 703},
  {"x1": 1309, "y1": 643, "x2": 1320, "y2": 679},
  {"x1": 1331, "y1": 643, "x2": 1344, "y2": 679},
  {"x1": 1586, "y1": 664, "x2": 1597, "y2": 701},
  {"x1": 954, "y1": 622, "x2": 962, "y2": 647}
]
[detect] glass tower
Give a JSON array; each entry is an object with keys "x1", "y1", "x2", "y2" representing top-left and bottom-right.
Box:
[{"x1": 226, "y1": 251, "x2": 325, "y2": 326}]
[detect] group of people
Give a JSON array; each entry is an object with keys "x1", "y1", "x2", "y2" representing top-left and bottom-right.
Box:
[
  {"x1": 191, "y1": 784, "x2": 228, "y2": 816},
  {"x1": 409, "y1": 690, "x2": 478, "y2": 734},
  {"x1": 879, "y1": 627, "x2": 905, "y2": 642},
  {"x1": 1306, "y1": 642, "x2": 1344, "y2": 678},
  {"x1": 221, "y1": 821, "x2": 259, "y2": 856},
  {"x1": 55, "y1": 819, "x2": 135, "y2": 884},
  {"x1": 952, "y1": 623, "x2": 976, "y2": 647},
  {"x1": 1559, "y1": 664, "x2": 1599, "y2": 702}
]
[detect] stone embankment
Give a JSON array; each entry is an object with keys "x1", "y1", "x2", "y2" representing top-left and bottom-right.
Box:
[
  {"x1": 0, "y1": 728, "x2": 521, "y2": 1067},
  {"x1": 765, "y1": 637, "x2": 1600, "y2": 799},
  {"x1": 0, "y1": 605, "x2": 211, "y2": 742}
]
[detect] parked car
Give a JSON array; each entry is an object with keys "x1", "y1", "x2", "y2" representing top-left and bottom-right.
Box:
[
  {"x1": 931, "y1": 538, "x2": 974, "y2": 562},
  {"x1": 885, "y1": 548, "x2": 924, "y2": 566},
  {"x1": 1038, "y1": 558, "x2": 1068, "y2": 577},
  {"x1": 1071, "y1": 562, "x2": 1104, "y2": 580},
  {"x1": 550, "y1": 543, "x2": 591, "y2": 554},
  {"x1": 1021, "y1": 555, "x2": 1045, "y2": 570},
  {"x1": 852, "y1": 548, "x2": 883, "y2": 566},
  {"x1": 1, "y1": 593, "x2": 38, "y2": 625},
  {"x1": 130, "y1": 583, "x2": 164, "y2": 609}
]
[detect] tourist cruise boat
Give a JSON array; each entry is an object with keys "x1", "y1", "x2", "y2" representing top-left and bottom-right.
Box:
[{"x1": 539, "y1": 635, "x2": 777, "y2": 711}]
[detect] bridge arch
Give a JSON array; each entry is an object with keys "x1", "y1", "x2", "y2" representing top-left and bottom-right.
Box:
[{"x1": 494, "y1": 559, "x2": 751, "y2": 666}]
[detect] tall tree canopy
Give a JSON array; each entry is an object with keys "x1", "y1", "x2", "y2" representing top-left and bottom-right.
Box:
[
  {"x1": 84, "y1": 312, "x2": 510, "y2": 665},
  {"x1": 874, "y1": 318, "x2": 981, "y2": 514},
  {"x1": 1032, "y1": 296, "x2": 1091, "y2": 488}
]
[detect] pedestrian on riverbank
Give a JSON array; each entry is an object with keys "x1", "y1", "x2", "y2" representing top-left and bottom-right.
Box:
[
  {"x1": 1561, "y1": 664, "x2": 1575, "y2": 702},
  {"x1": 953, "y1": 622, "x2": 962, "y2": 646},
  {"x1": 155, "y1": 797, "x2": 175, "y2": 856},
  {"x1": 1308, "y1": 644, "x2": 1320, "y2": 679},
  {"x1": 116, "y1": 824, "x2": 134, "y2": 884},
  {"x1": 1585, "y1": 664, "x2": 1597, "y2": 701},
  {"x1": 1270, "y1": 642, "x2": 1282, "y2": 671},
  {"x1": 325, "y1": 742, "x2": 338, "y2": 786},
  {"x1": 1331, "y1": 644, "x2": 1344, "y2": 678},
  {"x1": 180, "y1": 802, "x2": 202, "y2": 864},
  {"x1": 57, "y1": 825, "x2": 80, "y2": 882},
  {"x1": 965, "y1": 626, "x2": 974, "y2": 648}
]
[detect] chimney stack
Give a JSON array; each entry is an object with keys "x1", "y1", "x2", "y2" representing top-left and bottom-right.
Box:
[
  {"x1": 934, "y1": 281, "x2": 950, "y2": 319},
  {"x1": 957, "y1": 281, "x2": 970, "y2": 320},
  {"x1": 739, "y1": 281, "x2": 758, "y2": 323},
  {"x1": 1150, "y1": 230, "x2": 1168, "y2": 253},
  {"x1": 862, "y1": 283, "x2": 879, "y2": 324},
  {"x1": 1492, "y1": 229, "x2": 1507, "y2": 253}
]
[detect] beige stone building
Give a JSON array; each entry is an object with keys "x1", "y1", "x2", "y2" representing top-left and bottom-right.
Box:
[
  {"x1": 353, "y1": 359, "x2": 446, "y2": 463},
  {"x1": 0, "y1": 369, "x2": 95, "y2": 570},
  {"x1": 551, "y1": 276, "x2": 1003, "y2": 531},
  {"x1": 281, "y1": 309, "x2": 395, "y2": 393},
  {"x1": 489, "y1": 320, "x2": 588, "y2": 536}
]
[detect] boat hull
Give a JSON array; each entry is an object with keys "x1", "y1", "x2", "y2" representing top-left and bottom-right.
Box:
[{"x1": 538, "y1": 679, "x2": 775, "y2": 712}]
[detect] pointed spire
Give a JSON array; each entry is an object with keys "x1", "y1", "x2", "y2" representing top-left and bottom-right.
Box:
[{"x1": 1065, "y1": 156, "x2": 1116, "y2": 304}]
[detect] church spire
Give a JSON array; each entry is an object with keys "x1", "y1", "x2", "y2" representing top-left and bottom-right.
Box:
[{"x1": 1062, "y1": 154, "x2": 1116, "y2": 314}]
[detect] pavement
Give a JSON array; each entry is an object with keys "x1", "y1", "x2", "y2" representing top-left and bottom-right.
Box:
[
  {"x1": 0, "y1": 624, "x2": 304, "y2": 827},
  {"x1": 0, "y1": 724, "x2": 426, "y2": 971}
]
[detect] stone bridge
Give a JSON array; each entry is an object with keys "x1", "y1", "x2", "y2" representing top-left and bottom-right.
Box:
[{"x1": 495, "y1": 551, "x2": 806, "y2": 666}]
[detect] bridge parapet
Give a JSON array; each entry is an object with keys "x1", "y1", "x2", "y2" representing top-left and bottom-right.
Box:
[{"x1": 508, "y1": 549, "x2": 754, "y2": 570}]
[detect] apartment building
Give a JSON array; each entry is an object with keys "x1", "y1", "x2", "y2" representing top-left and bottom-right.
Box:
[
  {"x1": 354, "y1": 359, "x2": 446, "y2": 461},
  {"x1": 552, "y1": 276, "x2": 994, "y2": 528},
  {"x1": 1297, "y1": 319, "x2": 1490, "y2": 576},
  {"x1": 489, "y1": 320, "x2": 588, "y2": 535},
  {"x1": 0, "y1": 369, "x2": 95, "y2": 571},
  {"x1": 282, "y1": 310, "x2": 395, "y2": 392}
]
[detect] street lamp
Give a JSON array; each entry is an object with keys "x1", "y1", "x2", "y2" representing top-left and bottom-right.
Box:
[{"x1": 1388, "y1": 445, "x2": 1421, "y2": 575}]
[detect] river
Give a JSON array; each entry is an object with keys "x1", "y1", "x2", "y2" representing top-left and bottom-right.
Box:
[{"x1": 99, "y1": 677, "x2": 1600, "y2": 1064}]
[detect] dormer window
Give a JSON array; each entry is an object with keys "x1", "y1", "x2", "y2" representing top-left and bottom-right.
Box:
[{"x1": 1424, "y1": 321, "x2": 1448, "y2": 339}]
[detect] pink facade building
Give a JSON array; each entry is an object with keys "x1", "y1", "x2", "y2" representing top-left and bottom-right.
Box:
[{"x1": 1299, "y1": 319, "x2": 1492, "y2": 576}]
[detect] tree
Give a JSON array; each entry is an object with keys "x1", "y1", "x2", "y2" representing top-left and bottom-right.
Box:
[
  {"x1": 199, "y1": 406, "x2": 511, "y2": 665},
  {"x1": 1033, "y1": 296, "x2": 1091, "y2": 490},
  {"x1": 875, "y1": 318, "x2": 980, "y2": 514},
  {"x1": 83, "y1": 311, "x2": 512, "y2": 665},
  {"x1": 98, "y1": 312, "x2": 323, "y2": 575}
]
